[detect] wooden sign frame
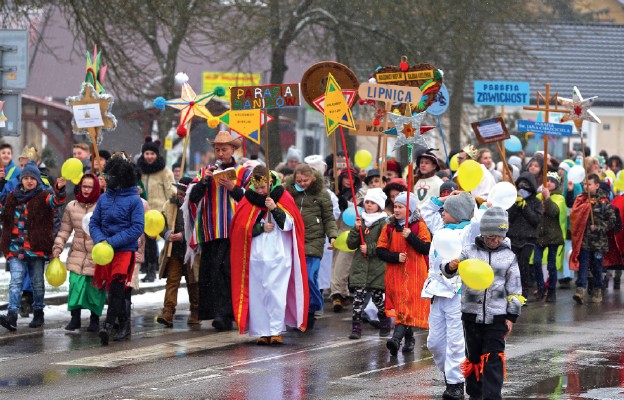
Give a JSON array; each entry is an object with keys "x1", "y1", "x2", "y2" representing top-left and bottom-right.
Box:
[{"x1": 470, "y1": 117, "x2": 510, "y2": 144}]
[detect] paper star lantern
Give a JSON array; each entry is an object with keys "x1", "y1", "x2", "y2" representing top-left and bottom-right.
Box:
[
  {"x1": 153, "y1": 75, "x2": 225, "y2": 138},
  {"x1": 557, "y1": 86, "x2": 601, "y2": 131},
  {"x1": 66, "y1": 82, "x2": 117, "y2": 144},
  {"x1": 323, "y1": 73, "x2": 356, "y2": 136},
  {"x1": 385, "y1": 108, "x2": 433, "y2": 151}
]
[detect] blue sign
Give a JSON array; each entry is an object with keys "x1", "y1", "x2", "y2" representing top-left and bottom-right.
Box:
[
  {"x1": 517, "y1": 120, "x2": 573, "y2": 137},
  {"x1": 474, "y1": 81, "x2": 530, "y2": 106},
  {"x1": 427, "y1": 83, "x2": 449, "y2": 116}
]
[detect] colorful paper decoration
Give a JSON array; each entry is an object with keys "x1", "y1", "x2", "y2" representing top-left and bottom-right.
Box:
[
  {"x1": 311, "y1": 89, "x2": 357, "y2": 113},
  {"x1": 557, "y1": 86, "x2": 601, "y2": 131},
  {"x1": 373, "y1": 62, "x2": 443, "y2": 113},
  {"x1": 84, "y1": 45, "x2": 108, "y2": 95},
  {"x1": 66, "y1": 82, "x2": 117, "y2": 144},
  {"x1": 323, "y1": 73, "x2": 356, "y2": 136},
  {"x1": 385, "y1": 108, "x2": 433, "y2": 151},
  {"x1": 216, "y1": 109, "x2": 274, "y2": 144}
]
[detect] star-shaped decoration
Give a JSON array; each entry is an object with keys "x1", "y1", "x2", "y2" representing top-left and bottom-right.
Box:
[
  {"x1": 311, "y1": 89, "x2": 357, "y2": 113},
  {"x1": 323, "y1": 73, "x2": 356, "y2": 136},
  {"x1": 66, "y1": 82, "x2": 117, "y2": 144},
  {"x1": 557, "y1": 86, "x2": 601, "y2": 131},
  {"x1": 383, "y1": 108, "x2": 433, "y2": 151}
]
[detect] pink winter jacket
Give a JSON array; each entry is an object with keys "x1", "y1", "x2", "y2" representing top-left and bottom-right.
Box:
[{"x1": 53, "y1": 200, "x2": 97, "y2": 276}]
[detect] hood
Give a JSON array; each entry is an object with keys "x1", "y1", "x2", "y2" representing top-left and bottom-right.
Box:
[
  {"x1": 515, "y1": 171, "x2": 537, "y2": 193},
  {"x1": 284, "y1": 170, "x2": 325, "y2": 196},
  {"x1": 108, "y1": 186, "x2": 139, "y2": 197}
]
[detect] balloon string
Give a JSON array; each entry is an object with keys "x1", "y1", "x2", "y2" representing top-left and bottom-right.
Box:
[
  {"x1": 339, "y1": 127, "x2": 366, "y2": 246},
  {"x1": 437, "y1": 115, "x2": 449, "y2": 166}
]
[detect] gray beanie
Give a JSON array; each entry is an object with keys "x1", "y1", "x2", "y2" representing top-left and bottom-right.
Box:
[
  {"x1": 480, "y1": 207, "x2": 509, "y2": 237},
  {"x1": 443, "y1": 192, "x2": 474, "y2": 222}
]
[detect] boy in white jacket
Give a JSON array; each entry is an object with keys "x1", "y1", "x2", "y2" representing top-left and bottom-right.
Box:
[{"x1": 420, "y1": 191, "x2": 479, "y2": 400}]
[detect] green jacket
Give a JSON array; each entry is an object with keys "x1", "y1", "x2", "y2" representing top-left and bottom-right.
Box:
[
  {"x1": 537, "y1": 187, "x2": 566, "y2": 247},
  {"x1": 346, "y1": 217, "x2": 387, "y2": 289},
  {"x1": 284, "y1": 171, "x2": 338, "y2": 258}
]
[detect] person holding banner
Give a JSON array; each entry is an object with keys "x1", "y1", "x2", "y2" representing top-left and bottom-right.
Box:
[{"x1": 188, "y1": 131, "x2": 251, "y2": 331}]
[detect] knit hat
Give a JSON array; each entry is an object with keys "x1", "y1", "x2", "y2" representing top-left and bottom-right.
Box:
[
  {"x1": 394, "y1": 191, "x2": 418, "y2": 214},
  {"x1": 173, "y1": 176, "x2": 193, "y2": 191},
  {"x1": 286, "y1": 146, "x2": 302, "y2": 162},
  {"x1": 443, "y1": 192, "x2": 474, "y2": 222},
  {"x1": 546, "y1": 171, "x2": 561, "y2": 189},
  {"x1": 440, "y1": 180, "x2": 458, "y2": 195},
  {"x1": 364, "y1": 188, "x2": 387, "y2": 211},
  {"x1": 98, "y1": 150, "x2": 111, "y2": 161},
  {"x1": 364, "y1": 169, "x2": 381, "y2": 185},
  {"x1": 480, "y1": 206, "x2": 509, "y2": 237},
  {"x1": 416, "y1": 149, "x2": 440, "y2": 171},
  {"x1": 20, "y1": 161, "x2": 41, "y2": 182},
  {"x1": 304, "y1": 154, "x2": 326, "y2": 174},
  {"x1": 383, "y1": 178, "x2": 408, "y2": 197},
  {"x1": 462, "y1": 145, "x2": 479, "y2": 161},
  {"x1": 386, "y1": 158, "x2": 402, "y2": 175},
  {"x1": 142, "y1": 136, "x2": 161, "y2": 154},
  {"x1": 508, "y1": 155, "x2": 522, "y2": 170}
]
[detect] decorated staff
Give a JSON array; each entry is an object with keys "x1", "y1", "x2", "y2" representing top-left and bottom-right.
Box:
[{"x1": 66, "y1": 47, "x2": 117, "y2": 178}]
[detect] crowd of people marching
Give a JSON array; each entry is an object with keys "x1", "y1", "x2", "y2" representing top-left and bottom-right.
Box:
[{"x1": 0, "y1": 131, "x2": 622, "y2": 400}]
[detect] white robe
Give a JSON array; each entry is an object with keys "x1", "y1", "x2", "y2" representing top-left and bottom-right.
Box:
[{"x1": 248, "y1": 212, "x2": 294, "y2": 337}]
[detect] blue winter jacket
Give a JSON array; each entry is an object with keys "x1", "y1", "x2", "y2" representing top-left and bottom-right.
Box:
[{"x1": 90, "y1": 186, "x2": 145, "y2": 252}]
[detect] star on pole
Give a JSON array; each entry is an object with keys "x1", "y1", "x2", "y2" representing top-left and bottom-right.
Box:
[
  {"x1": 384, "y1": 108, "x2": 433, "y2": 151},
  {"x1": 66, "y1": 82, "x2": 117, "y2": 144},
  {"x1": 557, "y1": 86, "x2": 601, "y2": 131}
]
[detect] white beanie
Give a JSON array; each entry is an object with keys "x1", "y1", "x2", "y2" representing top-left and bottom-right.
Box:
[
  {"x1": 364, "y1": 188, "x2": 387, "y2": 211},
  {"x1": 394, "y1": 191, "x2": 418, "y2": 214},
  {"x1": 508, "y1": 155, "x2": 522, "y2": 170},
  {"x1": 286, "y1": 146, "x2": 302, "y2": 162},
  {"x1": 304, "y1": 154, "x2": 326, "y2": 174}
]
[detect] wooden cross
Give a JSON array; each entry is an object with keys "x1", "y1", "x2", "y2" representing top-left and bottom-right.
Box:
[
  {"x1": 522, "y1": 84, "x2": 564, "y2": 190},
  {"x1": 67, "y1": 82, "x2": 116, "y2": 176}
]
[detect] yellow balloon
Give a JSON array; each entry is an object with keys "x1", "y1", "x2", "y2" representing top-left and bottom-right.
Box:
[
  {"x1": 144, "y1": 210, "x2": 166, "y2": 237},
  {"x1": 61, "y1": 158, "x2": 84, "y2": 181},
  {"x1": 458, "y1": 258, "x2": 494, "y2": 290},
  {"x1": 605, "y1": 170, "x2": 616, "y2": 182},
  {"x1": 45, "y1": 257, "x2": 67, "y2": 287},
  {"x1": 449, "y1": 154, "x2": 459, "y2": 172},
  {"x1": 333, "y1": 231, "x2": 354, "y2": 252},
  {"x1": 92, "y1": 242, "x2": 114, "y2": 265},
  {"x1": 354, "y1": 150, "x2": 373, "y2": 169},
  {"x1": 457, "y1": 160, "x2": 483, "y2": 192},
  {"x1": 71, "y1": 173, "x2": 83, "y2": 185}
]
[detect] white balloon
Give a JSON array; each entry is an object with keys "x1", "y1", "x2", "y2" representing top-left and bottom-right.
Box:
[
  {"x1": 82, "y1": 212, "x2": 93, "y2": 236},
  {"x1": 432, "y1": 228, "x2": 463, "y2": 260},
  {"x1": 488, "y1": 182, "x2": 518, "y2": 210},
  {"x1": 568, "y1": 165, "x2": 586, "y2": 184}
]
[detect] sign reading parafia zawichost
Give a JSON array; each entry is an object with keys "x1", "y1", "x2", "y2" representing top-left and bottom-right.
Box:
[{"x1": 474, "y1": 81, "x2": 530, "y2": 106}]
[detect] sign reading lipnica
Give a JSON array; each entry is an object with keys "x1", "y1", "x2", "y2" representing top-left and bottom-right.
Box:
[
  {"x1": 230, "y1": 83, "x2": 300, "y2": 110},
  {"x1": 358, "y1": 83, "x2": 422, "y2": 104}
]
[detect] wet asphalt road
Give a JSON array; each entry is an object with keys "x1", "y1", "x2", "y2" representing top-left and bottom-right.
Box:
[{"x1": 1, "y1": 286, "x2": 624, "y2": 399}]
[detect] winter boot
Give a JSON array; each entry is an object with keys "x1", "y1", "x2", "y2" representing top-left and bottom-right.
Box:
[
  {"x1": 545, "y1": 289, "x2": 556, "y2": 303},
  {"x1": 0, "y1": 313, "x2": 17, "y2": 332},
  {"x1": 113, "y1": 299, "x2": 132, "y2": 341},
  {"x1": 157, "y1": 308, "x2": 175, "y2": 328},
  {"x1": 332, "y1": 295, "x2": 343, "y2": 313},
  {"x1": 29, "y1": 310, "x2": 44, "y2": 328},
  {"x1": 402, "y1": 326, "x2": 415, "y2": 353},
  {"x1": 378, "y1": 313, "x2": 391, "y2": 337},
  {"x1": 19, "y1": 291, "x2": 33, "y2": 318},
  {"x1": 187, "y1": 283, "x2": 200, "y2": 325},
  {"x1": 590, "y1": 290, "x2": 603, "y2": 303},
  {"x1": 535, "y1": 287, "x2": 546, "y2": 301},
  {"x1": 615, "y1": 277, "x2": 621, "y2": 290},
  {"x1": 442, "y1": 382, "x2": 465, "y2": 400},
  {"x1": 348, "y1": 321, "x2": 362, "y2": 340},
  {"x1": 386, "y1": 324, "x2": 407, "y2": 356},
  {"x1": 87, "y1": 312, "x2": 100, "y2": 332},
  {"x1": 65, "y1": 309, "x2": 81, "y2": 331},
  {"x1": 99, "y1": 322, "x2": 114, "y2": 346},
  {"x1": 306, "y1": 312, "x2": 316, "y2": 331},
  {"x1": 573, "y1": 287, "x2": 585, "y2": 305}
]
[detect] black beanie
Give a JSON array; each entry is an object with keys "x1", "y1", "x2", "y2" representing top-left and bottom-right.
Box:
[{"x1": 141, "y1": 136, "x2": 161, "y2": 155}]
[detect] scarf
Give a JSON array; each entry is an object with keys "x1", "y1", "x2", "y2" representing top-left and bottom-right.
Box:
[
  {"x1": 244, "y1": 185, "x2": 285, "y2": 207},
  {"x1": 445, "y1": 220, "x2": 470, "y2": 230},
  {"x1": 361, "y1": 211, "x2": 387, "y2": 227},
  {"x1": 75, "y1": 173, "x2": 101, "y2": 204},
  {"x1": 13, "y1": 184, "x2": 43, "y2": 204},
  {"x1": 137, "y1": 154, "x2": 166, "y2": 175}
]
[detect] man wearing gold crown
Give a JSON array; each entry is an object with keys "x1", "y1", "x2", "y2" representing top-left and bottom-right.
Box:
[
  {"x1": 230, "y1": 165, "x2": 308, "y2": 344},
  {"x1": 188, "y1": 131, "x2": 251, "y2": 331}
]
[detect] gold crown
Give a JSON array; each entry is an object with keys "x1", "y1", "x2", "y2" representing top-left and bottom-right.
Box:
[
  {"x1": 19, "y1": 146, "x2": 39, "y2": 162},
  {"x1": 251, "y1": 175, "x2": 269, "y2": 187}
]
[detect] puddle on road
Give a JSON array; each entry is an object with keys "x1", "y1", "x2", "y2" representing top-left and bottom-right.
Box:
[{"x1": 525, "y1": 349, "x2": 624, "y2": 399}]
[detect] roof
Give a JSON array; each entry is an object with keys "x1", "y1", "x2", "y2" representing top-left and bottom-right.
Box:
[{"x1": 473, "y1": 23, "x2": 624, "y2": 107}]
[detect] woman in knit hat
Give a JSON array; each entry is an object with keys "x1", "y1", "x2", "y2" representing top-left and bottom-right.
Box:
[
  {"x1": 420, "y1": 190, "x2": 478, "y2": 399},
  {"x1": 137, "y1": 137, "x2": 176, "y2": 282},
  {"x1": 377, "y1": 191, "x2": 431, "y2": 356},
  {"x1": 385, "y1": 158, "x2": 403, "y2": 180}
]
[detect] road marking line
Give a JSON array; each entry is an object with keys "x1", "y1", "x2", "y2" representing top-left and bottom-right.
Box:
[{"x1": 338, "y1": 356, "x2": 433, "y2": 380}]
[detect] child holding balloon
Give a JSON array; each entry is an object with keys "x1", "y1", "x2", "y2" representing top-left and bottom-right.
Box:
[
  {"x1": 444, "y1": 207, "x2": 523, "y2": 400},
  {"x1": 420, "y1": 191, "x2": 479, "y2": 400},
  {"x1": 377, "y1": 192, "x2": 431, "y2": 356},
  {"x1": 90, "y1": 154, "x2": 145, "y2": 346}
]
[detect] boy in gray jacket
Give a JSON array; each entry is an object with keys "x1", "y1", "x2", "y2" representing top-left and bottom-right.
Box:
[{"x1": 444, "y1": 207, "x2": 522, "y2": 400}]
